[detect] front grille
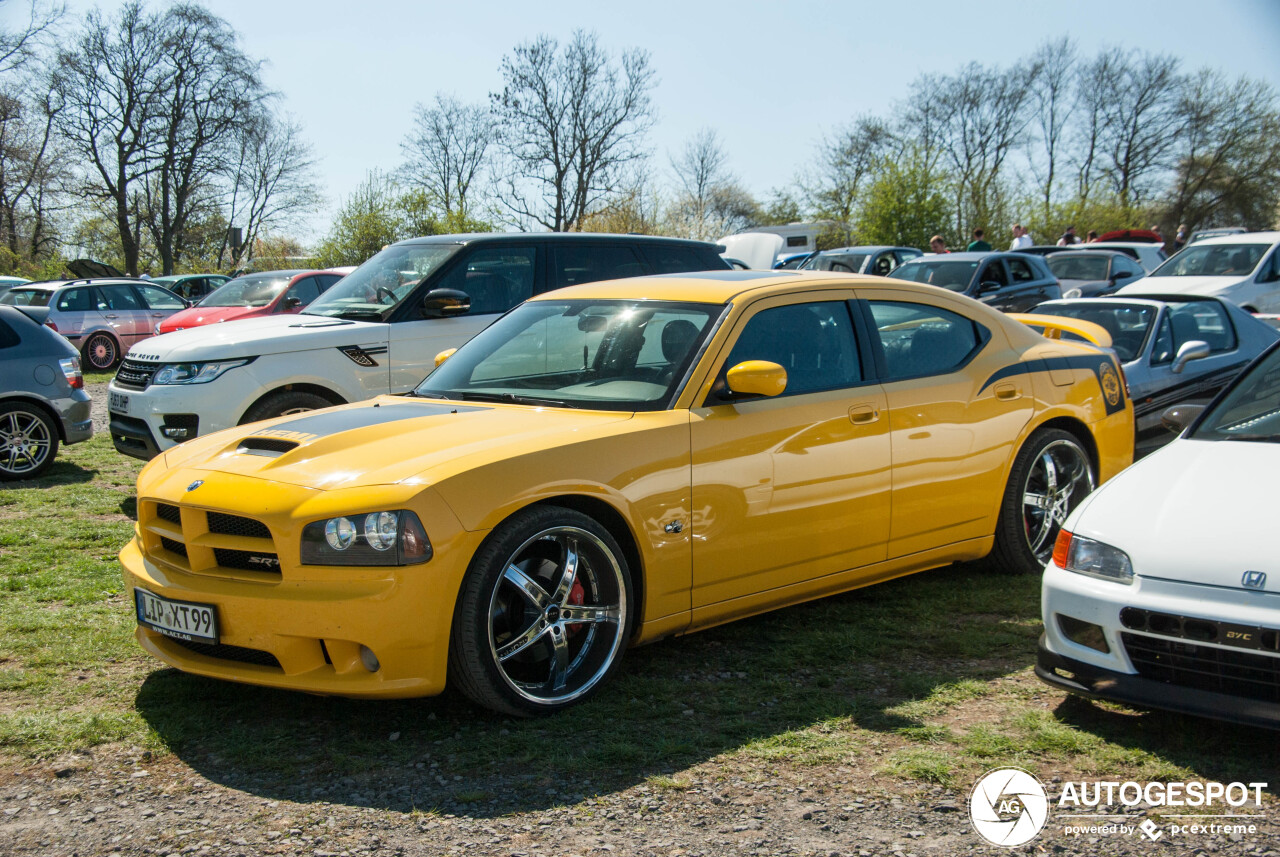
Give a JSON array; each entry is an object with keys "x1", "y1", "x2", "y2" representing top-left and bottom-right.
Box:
[
  {"x1": 160, "y1": 537, "x2": 188, "y2": 558},
  {"x1": 213, "y1": 547, "x2": 281, "y2": 572},
  {"x1": 207, "y1": 512, "x2": 271, "y2": 539},
  {"x1": 169, "y1": 639, "x2": 281, "y2": 669},
  {"x1": 1120, "y1": 607, "x2": 1280, "y2": 652},
  {"x1": 156, "y1": 503, "x2": 181, "y2": 525},
  {"x1": 1122, "y1": 633, "x2": 1280, "y2": 704},
  {"x1": 115, "y1": 359, "x2": 159, "y2": 390}
]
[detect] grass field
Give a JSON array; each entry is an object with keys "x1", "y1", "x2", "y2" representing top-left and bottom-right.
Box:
[{"x1": 1, "y1": 433, "x2": 1275, "y2": 808}]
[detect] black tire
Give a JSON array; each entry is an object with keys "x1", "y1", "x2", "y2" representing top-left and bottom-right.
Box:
[
  {"x1": 240, "y1": 390, "x2": 332, "y2": 424},
  {"x1": 0, "y1": 402, "x2": 59, "y2": 481},
  {"x1": 82, "y1": 332, "x2": 119, "y2": 371},
  {"x1": 990, "y1": 428, "x2": 1095, "y2": 575},
  {"x1": 449, "y1": 505, "x2": 633, "y2": 717}
]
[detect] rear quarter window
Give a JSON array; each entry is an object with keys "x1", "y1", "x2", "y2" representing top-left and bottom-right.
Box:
[
  {"x1": 642, "y1": 244, "x2": 725, "y2": 274},
  {"x1": 0, "y1": 317, "x2": 20, "y2": 349}
]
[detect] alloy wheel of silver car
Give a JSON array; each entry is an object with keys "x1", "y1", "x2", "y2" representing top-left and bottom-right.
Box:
[
  {"x1": 0, "y1": 404, "x2": 57, "y2": 480},
  {"x1": 450, "y1": 506, "x2": 632, "y2": 716},
  {"x1": 83, "y1": 333, "x2": 118, "y2": 371},
  {"x1": 1021, "y1": 438, "x2": 1095, "y2": 563}
]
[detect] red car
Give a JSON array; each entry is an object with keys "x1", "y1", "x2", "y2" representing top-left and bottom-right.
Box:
[{"x1": 155, "y1": 269, "x2": 346, "y2": 335}]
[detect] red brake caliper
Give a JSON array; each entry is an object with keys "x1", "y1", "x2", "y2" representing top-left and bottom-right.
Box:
[{"x1": 566, "y1": 578, "x2": 586, "y2": 634}]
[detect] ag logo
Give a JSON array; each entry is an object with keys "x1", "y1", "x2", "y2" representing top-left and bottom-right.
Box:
[
  {"x1": 1098, "y1": 361, "x2": 1121, "y2": 408},
  {"x1": 969, "y1": 767, "x2": 1049, "y2": 847}
]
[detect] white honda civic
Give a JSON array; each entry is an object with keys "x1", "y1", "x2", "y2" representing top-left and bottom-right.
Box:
[{"x1": 1037, "y1": 340, "x2": 1280, "y2": 727}]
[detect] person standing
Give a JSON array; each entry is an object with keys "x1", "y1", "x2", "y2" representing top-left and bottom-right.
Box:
[
  {"x1": 1150, "y1": 225, "x2": 1165, "y2": 251},
  {"x1": 967, "y1": 228, "x2": 992, "y2": 252},
  {"x1": 1086, "y1": 230, "x2": 1099, "y2": 243},
  {"x1": 1057, "y1": 225, "x2": 1080, "y2": 246},
  {"x1": 1175, "y1": 224, "x2": 1189, "y2": 252},
  {"x1": 929, "y1": 235, "x2": 950, "y2": 254},
  {"x1": 1009, "y1": 224, "x2": 1033, "y2": 250}
]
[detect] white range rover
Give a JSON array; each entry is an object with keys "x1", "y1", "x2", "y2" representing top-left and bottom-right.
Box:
[{"x1": 108, "y1": 233, "x2": 730, "y2": 459}]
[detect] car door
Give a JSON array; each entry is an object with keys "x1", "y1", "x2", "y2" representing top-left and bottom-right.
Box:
[
  {"x1": 1002, "y1": 255, "x2": 1056, "y2": 311},
  {"x1": 50, "y1": 286, "x2": 99, "y2": 343},
  {"x1": 93, "y1": 284, "x2": 149, "y2": 346},
  {"x1": 688, "y1": 292, "x2": 891, "y2": 610},
  {"x1": 387, "y1": 244, "x2": 540, "y2": 392},
  {"x1": 856, "y1": 290, "x2": 1034, "y2": 557},
  {"x1": 276, "y1": 276, "x2": 321, "y2": 313},
  {"x1": 134, "y1": 284, "x2": 186, "y2": 334}
]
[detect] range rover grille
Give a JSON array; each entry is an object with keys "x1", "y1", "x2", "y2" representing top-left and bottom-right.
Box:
[{"x1": 115, "y1": 359, "x2": 159, "y2": 390}]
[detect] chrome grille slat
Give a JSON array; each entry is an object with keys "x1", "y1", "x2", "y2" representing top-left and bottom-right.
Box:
[{"x1": 115, "y1": 359, "x2": 159, "y2": 390}]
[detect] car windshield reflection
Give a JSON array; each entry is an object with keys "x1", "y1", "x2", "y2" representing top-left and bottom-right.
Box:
[
  {"x1": 1192, "y1": 346, "x2": 1280, "y2": 443},
  {"x1": 414, "y1": 299, "x2": 722, "y2": 411},
  {"x1": 304, "y1": 242, "x2": 463, "y2": 320}
]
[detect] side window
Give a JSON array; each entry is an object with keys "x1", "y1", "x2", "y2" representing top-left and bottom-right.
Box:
[
  {"x1": 642, "y1": 244, "x2": 708, "y2": 274},
  {"x1": 1169, "y1": 303, "x2": 1237, "y2": 354},
  {"x1": 314, "y1": 274, "x2": 341, "y2": 292},
  {"x1": 96, "y1": 285, "x2": 142, "y2": 310},
  {"x1": 436, "y1": 246, "x2": 537, "y2": 315},
  {"x1": 56, "y1": 288, "x2": 93, "y2": 312},
  {"x1": 896, "y1": 249, "x2": 922, "y2": 265},
  {"x1": 979, "y1": 261, "x2": 1009, "y2": 287},
  {"x1": 553, "y1": 244, "x2": 646, "y2": 286},
  {"x1": 1007, "y1": 257, "x2": 1037, "y2": 283},
  {"x1": 281, "y1": 277, "x2": 321, "y2": 308},
  {"x1": 721, "y1": 301, "x2": 861, "y2": 396},
  {"x1": 1151, "y1": 316, "x2": 1175, "y2": 364},
  {"x1": 136, "y1": 285, "x2": 185, "y2": 310},
  {"x1": 871, "y1": 253, "x2": 895, "y2": 276},
  {"x1": 869, "y1": 301, "x2": 983, "y2": 380},
  {"x1": 0, "y1": 317, "x2": 19, "y2": 349}
]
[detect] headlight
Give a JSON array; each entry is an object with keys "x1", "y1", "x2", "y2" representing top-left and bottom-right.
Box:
[
  {"x1": 151, "y1": 358, "x2": 251, "y2": 385},
  {"x1": 1052, "y1": 529, "x2": 1133, "y2": 584},
  {"x1": 301, "y1": 510, "x2": 432, "y2": 566}
]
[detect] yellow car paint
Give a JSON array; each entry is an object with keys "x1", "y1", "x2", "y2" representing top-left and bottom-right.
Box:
[{"x1": 120, "y1": 273, "x2": 1134, "y2": 704}]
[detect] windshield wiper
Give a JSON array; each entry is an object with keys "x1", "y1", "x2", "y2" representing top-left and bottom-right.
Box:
[{"x1": 460, "y1": 392, "x2": 575, "y2": 408}]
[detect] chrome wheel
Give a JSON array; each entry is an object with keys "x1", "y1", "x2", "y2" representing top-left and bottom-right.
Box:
[
  {"x1": 487, "y1": 525, "x2": 627, "y2": 706},
  {"x1": 83, "y1": 333, "x2": 118, "y2": 370},
  {"x1": 1020, "y1": 438, "x2": 1094, "y2": 563},
  {"x1": 0, "y1": 406, "x2": 56, "y2": 479}
]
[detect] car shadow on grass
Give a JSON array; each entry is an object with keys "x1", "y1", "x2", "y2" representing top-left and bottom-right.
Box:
[
  {"x1": 0, "y1": 460, "x2": 97, "y2": 489},
  {"x1": 130, "y1": 562, "x2": 1272, "y2": 818}
]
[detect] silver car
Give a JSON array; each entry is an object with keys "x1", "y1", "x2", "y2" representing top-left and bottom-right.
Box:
[
  {"x1": 0, "y1": 278, "x2": 188, "y2": 370},
  {"x1": 0, "y1": 305, "x2": 93, "y2": 479},
  {"x1": 1031, "y1": 294, "x2": 1280, "y2": 457}
]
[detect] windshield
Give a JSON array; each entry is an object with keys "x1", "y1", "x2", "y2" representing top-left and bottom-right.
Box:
[
  {"x1": 1151, "y1": 243, "x2": 1267, "y2": 277},
  {"x1": 886, "y1": 260, "x2": 978, "y2": 292},
  {"x1": 303, "y1": 242, "x2": 462, "y2": 320},
  {"x1": 1047, "y1": 254, "x2": 1109, "y2": 281},
  {"x1": 0, "y1": 288, "x2": 51, "y2": 307},
  {"x1": 800, "y1": 253, "x2": 869, "y2": 273},
  {"x1": 198, "y1": 272, "x2": 301, "y2": 308},
  {"x1": 1029, "y1": 303, "x2": 1155, "y2": 362},
  {"x1": 1191, "y1": 345, "x2": 1280, "y2": 443},
  {"x1": 415, "y1": 299, "x2": 723, "y2": 411}
]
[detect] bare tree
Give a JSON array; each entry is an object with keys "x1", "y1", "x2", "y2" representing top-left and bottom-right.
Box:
[
  {"x1": 805, "y1": 116, "x2": 891, "y2": 245},
  {"x1": 221, "y1": 111, "x2": 321, "y2": 267},
  {"x1": 1026, "y1": 37, "x2": 1077, "y2": 225},
  {"x1": 0, "y1": 0, "x2": 63, "y2": 76},
  {"x1": 491, "y1": 30, "x2": 656, "y2": 231},
  {"x1": 1096, "y1": 51, "x2": 1183, "y2": 210},
  {"x1": 399, "y1": 93, "x2": 493, "y2": 225},
  {"x1": 668, "y1": 128, "x2": 735, "y2": 239}
]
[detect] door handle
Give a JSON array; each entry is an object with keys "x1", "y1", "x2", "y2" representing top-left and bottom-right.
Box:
[
  {"x1": 103, "y1": 314, "x2": 118, "y2": 319},
  {"x1": 848, "y1": 404, "x2": 880, "y2": 424},
  {"x1": 994, "y1": 382, "x2": 1020, "y2": 401}
]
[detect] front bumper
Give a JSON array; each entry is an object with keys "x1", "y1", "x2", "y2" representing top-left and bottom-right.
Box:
[
  {"x1": 107, "y1": 376, "x2": 250, "y2": 460},
  {"x1": 1038, "y1": 562, "x2": 1280, "y2": 729},
  {"x1": 56, "y1": 390, "x2": 93, "y2": 445},
  {"x1": 119, "y1": 476, "x2": 478, "y2": 698}
]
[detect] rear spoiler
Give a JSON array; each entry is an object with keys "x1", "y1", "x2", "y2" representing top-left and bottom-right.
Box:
[{"x1": 1008, "y1": 313, "x2": 1113, "y2": 349}]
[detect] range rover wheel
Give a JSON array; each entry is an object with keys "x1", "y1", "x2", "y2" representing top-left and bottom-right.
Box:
[
  {"x1": 991, "y1": 428, "x2": 1095, "y2": 575},
  {"x1": 0, "y1": 402, "x2": 59, "y2": 481},
  {"x1": 240, "y1": 391, "x2": 332, "y2": 424},
  {"x1": 82, "y1": 333, "x2": 119, "y2": 371},
  {"x1": 449, "y1": 505, "x2": 633, "y2": 716}
]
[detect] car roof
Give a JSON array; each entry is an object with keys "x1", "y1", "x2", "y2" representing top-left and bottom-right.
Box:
[
  {"x1": 1184, "y1": 231, "x2": 1280, "y2": 246},
  {"x1": 905, "y1": 251, "x2": 1006, "y2": 261},
  {"x1": 813, "y1": 246, "x2": 912, "y2": 254},
  {"x1": 16, "y1": 278, "x2": 145, "y2": 291},
  {"x1": 394, "y1": 232, "x2": 723, "y2": 249},
  {"x1": 1049, "y1": 249, "x2": 1129, "y2": 258}
]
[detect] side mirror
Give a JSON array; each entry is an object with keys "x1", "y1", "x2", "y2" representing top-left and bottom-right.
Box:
[
  {"x1": 977, "y1": 281, "x2": 1002, "y2": 296},
  {"x1": 284, "y1": 296, "x2": 302, "y2": 309},
  {"x1": 1111, "y1": 270, "x2": 1134, "y2": 282},
  {"x1": 421, "y1": 288, "x2": 470, "y2": 319},
  {"x1": 721, "y1": 360, "x2": 787, "y2": 399},
  {"x1": 434, "y1": 348, "x2": 457, "y2": 368},
  {"x1": 1161, "y1": 403, "x2": 1205, "y2": 434},
  {"x1": 1171, "y1": 340, "x2": 1210, "y2": 374}
]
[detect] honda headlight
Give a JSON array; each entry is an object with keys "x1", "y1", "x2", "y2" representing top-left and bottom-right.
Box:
[
  {"x1": 300, "y1": 510, "x2": 432, "y2": 566},
  {"x1": 1052, "y1": 530, "x2": 1134, "y2": 584},
  {"x1": 151, "y1": 358, "x2": 251, "y2": 385}
]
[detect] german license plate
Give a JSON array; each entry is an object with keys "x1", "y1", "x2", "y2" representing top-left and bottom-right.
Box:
[
  {"x1": 108, "y1": 391, "x2": 130, "y2": 415},
  {"x1": 134, "y1": 588, "x2": 218, "y2": 644}
]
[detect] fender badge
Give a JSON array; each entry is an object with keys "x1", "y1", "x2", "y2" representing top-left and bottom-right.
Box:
[
  {"x1": 1243, "y1": 570, "x2": 1266, "y2": 590},
  {"x1": 186, "y1": 480, "x2": 204, "y2": 492}
]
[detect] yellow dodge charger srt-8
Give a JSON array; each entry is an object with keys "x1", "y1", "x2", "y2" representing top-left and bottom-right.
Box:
[{"x1": 121, "y1": 272, "x2": 1134, "y2": 715}]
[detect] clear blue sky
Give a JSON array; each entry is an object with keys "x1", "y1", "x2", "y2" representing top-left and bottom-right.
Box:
[{"x1": 18, "y1": 0, "x2": 1280, "y2": 241}]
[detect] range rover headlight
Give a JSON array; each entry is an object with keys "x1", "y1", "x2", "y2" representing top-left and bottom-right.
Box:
[
  {"x1": 151, "y1": 358, "x2": 251, "y2": 385},
  {"x1": 301, "y1": 510, "x2": 432, "y2": 566},
  {"x1": 1052, "y1": 529, "x2": 1134, "y2": 584}
]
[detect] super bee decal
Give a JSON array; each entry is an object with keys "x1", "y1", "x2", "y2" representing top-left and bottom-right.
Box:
[{"x1": 980, "y1": 354, "x2": 1128, "y2": 415}]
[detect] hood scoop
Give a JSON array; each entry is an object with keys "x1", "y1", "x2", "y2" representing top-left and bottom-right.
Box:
[{"x1": 237, "y1": 437, "x2": 301, "y2": 458}]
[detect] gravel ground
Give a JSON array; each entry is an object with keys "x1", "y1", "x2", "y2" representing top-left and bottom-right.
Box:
[{"x1": 5, "y1": 384, "x2": 1273, "y2": 856}]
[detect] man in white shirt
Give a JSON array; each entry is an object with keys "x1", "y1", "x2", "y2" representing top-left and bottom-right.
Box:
[{"x1": 1009, "y1": 224, "x2": 1033, "y2": 250}]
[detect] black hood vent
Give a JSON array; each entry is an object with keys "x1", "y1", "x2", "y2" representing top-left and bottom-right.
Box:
[{"x1": 237, "y1": 437, "x2": 300, "y2": 457}]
